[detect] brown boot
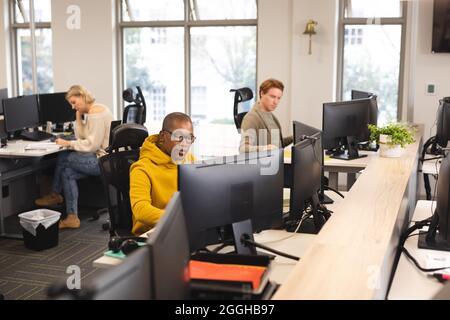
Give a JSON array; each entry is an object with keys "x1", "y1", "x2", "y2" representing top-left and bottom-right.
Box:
[
  {"x1": 59, "y1": 214, "x2": 80, "y2": 229},
  {"x1": 35, "y1": 192, "x2": 64, "y2": 207}
]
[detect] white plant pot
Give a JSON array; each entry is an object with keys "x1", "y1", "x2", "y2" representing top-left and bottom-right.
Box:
[{"x1": 379, "y1": 134, "x2": 402, "y2": 158}]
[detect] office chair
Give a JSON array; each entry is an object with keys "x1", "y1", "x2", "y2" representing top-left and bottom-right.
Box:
[
  {"x1": 230, "y1": 87, "x2": 253, "y2": 132},
  {"x1": 122, "y1": 86, "x2": 147, "y2": 125},
  {"x1": 99, "y1": 123, "x2": 148, "y2": 237}
]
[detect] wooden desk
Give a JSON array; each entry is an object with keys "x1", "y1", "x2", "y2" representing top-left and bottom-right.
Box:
[
  {"x1": 324, "y1": 151, "x2": 377, "y2": 191},
  {"x1": 285, "y1": 149, "x2": 377, "y2": 191},
  {"x1": 0, "y1": 140, "x2": 63, "y2": 158},
  {"x1": 273, "y1": 125, "x2": 423, "y2": 300},
  {"x1": 388, "y1": 200, "x2": 450, "y2": 300}
]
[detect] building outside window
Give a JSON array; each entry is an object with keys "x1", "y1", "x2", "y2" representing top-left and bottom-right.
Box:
[
  {"x1": 339, "y1": 0, "x2": 406, "y2": 125},
  {"x1": 119, "y1": 0, "x2": 257, "y2": 157}
]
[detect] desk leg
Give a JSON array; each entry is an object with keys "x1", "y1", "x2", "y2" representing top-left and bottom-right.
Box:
[
  {"x1": 328, "y1": 172, "x2": 338, "y2": 191},
  {"x1": 347, "y1": 173, "x2": 357, "y2": 191},
  {"x1": 0, "y1": 173, "x2": 23, "y2": 240}
]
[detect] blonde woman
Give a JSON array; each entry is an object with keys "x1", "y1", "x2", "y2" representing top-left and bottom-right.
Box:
[{"x1": 35, "y1": 85, "x2": 113, "y2": 229}]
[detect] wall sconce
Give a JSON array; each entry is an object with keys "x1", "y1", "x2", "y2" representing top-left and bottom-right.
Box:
[{"x1": 303, "y1": 20, "x2": 318, "y2": 55}]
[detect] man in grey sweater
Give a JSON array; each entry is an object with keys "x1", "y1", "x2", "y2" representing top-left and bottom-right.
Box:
[{"x1": 239, "y1": 78, "x2": 293, "y2": 153}]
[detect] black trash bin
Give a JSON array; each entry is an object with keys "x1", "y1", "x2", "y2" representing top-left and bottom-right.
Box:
[{"x1": 19, "y1": 209, "x2": 61, "y2": 251}]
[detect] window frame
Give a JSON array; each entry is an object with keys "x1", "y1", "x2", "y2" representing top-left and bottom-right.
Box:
[
  {"x1": 116, "y1": 0, "x2": 258, "y2": 121},
  {"x1": 336, "y1": 0, "x2": 407, "y2": 121},
  {"x1": 9, "y1": 0, "x2": 52, "y2": 96}
]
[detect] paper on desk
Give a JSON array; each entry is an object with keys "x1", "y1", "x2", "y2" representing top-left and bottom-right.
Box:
[
  {"x1": 25, "y1": 142, "x2": 61, "y2": 150},
  {"x1": 424, "y1": 252, "x2": 450, "y2": 274}
]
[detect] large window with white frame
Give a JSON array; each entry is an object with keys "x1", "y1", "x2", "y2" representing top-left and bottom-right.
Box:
[
  {"x1": 10, "y1": 0, "x2": 53, "y2": 95},
  {"x1": 339, "y1": 0, "x2": 406, "y2": 125},
  {"x1": 119, "y1": 0, "x2": 257, "y2": 157}
]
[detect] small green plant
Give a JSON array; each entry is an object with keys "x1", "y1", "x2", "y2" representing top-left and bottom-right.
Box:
[{"x1": 368, "y1": 123, "x2": 416, "y2": 148}]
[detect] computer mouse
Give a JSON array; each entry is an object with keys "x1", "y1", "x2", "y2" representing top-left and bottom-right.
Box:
[{"x1": 50, "y1": 136, "x2": 57, "y2": 142}]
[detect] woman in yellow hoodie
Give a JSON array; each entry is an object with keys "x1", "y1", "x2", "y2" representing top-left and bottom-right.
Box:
[{"x1": 129, "y1": 112, "x2": 195, "y2": 235}]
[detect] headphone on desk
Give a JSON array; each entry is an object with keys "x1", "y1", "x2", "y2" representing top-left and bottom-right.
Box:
[{"x1": 108, "y1": 236, "x2": 147, "y2": 255}]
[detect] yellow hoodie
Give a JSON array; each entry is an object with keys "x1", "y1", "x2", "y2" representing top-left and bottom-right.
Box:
[{"x1": 129, "y1": 134, "x2": 195, "y2": 235}]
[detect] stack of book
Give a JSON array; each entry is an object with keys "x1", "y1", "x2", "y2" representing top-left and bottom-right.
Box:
[{"x1": 189, "y1": 253, "x2": 278, "y2": 300}]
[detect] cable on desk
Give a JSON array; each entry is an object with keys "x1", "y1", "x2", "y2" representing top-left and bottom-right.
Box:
[
  {"x1": 323, "y1": 185, "x2": 345, "y2": 199},
  {"x1": 241, "y1": 236, "x2": 300, "y2": 261}
]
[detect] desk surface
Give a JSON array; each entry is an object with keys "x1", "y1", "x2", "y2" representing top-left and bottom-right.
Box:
[
  {"x1": 0, "y1": 140, "x2": 63, "y2": 157},
  {"x1": 388, "y1": 200, "x2": 449, "y2": 300},
  {"x1": 273, "y1": 125, "x2": 424, "y2": 300}
]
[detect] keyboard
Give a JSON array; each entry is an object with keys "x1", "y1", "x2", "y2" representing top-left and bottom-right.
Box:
[
  {"x1": 20, "y1": 130, "x2": 54, "y2": 142},
  {"x1": 55, "y1": 133, "x2": 76, "y2": 141}
]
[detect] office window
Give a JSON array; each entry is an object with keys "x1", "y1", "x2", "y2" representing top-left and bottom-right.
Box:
[
  {"x1": 339, "y1": 0, "x2": 406, "y2": 125},
  {"x1": 119, "y1": 0, "x2": 257, "y2": 157},
  {"x1": 11, "y1": 0, "x2": 53, "y2": 95}
]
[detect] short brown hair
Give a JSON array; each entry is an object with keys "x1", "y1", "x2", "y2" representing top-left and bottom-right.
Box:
[
  {"x1": 259, "y1": 78, "x2": 284, "y2": 98},
  {"x1": 66, "y1": 85, "x2": 96, "y2": 105}
]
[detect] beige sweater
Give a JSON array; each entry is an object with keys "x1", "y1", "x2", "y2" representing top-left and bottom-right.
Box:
[
  {"x1": 69, "y1": 104, "x2": 113, "y2": 157},
  {"x1": 239, "y1": 101, "x2": 293, "y2": 153}
]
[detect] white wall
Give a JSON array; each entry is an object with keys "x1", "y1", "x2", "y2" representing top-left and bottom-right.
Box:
[
  {"x1": 51, "y1": 0, "x2": 117, "y2": 117},
  {"x1": 290, "y1": 0, "x2": 338, "y2": 130},
  {"x1": 412, "y1": 0, "x2": 450, "y2": 141},
  {"x1": 257, "y1": 0, "x2": 293, "y2": 135}
]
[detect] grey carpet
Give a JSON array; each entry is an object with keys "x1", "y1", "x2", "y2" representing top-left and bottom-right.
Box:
[{"x1": 0, "y1": 209, "x2": 110, "y2": 300}]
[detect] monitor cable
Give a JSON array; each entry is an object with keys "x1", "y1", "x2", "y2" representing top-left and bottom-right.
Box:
[
  {"x1": 240, "y1": 235, "x2": 300, "y2": 261},
  {"x1": 323, "y1": 185, "x2": 345, "y2": 198}
]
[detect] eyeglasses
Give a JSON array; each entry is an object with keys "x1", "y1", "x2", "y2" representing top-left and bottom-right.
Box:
[{"x1": 163, "y1": 130, "x2": 196, "y2": 144}]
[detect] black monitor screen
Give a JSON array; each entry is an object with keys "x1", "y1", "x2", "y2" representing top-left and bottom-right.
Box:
[
  {"x1": 322, "y1": 99, "x2": 371, "y2": 160},
  {"x1": 88, "y1": 245, "x2": 151, "y2": 300},
  {"x1": 38, "y1": 92, "x2": 75, "y2": 124},
  {"x1": 289, "y1": 137, "x2": 322, "y2": 220},
  {"x1": 179, "y1": 149, "x2": 284, "y2": 252},
  {"x1": 147, "y1": 192, "x2": 191, "y2": 300},
  {"x1": 436, "y1": 99, "x2": 450, "y2": 148},
  {"x1": 0, "y1": 88, "x2": 7, "y2": 114},
  {"x1": 3, "y1": 95, "x2": 40, "y2": 133}
]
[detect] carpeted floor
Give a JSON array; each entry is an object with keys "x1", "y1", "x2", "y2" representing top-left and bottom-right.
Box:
[{"x1": 0, "y1": 209, "x2": 110, "y2": 300}]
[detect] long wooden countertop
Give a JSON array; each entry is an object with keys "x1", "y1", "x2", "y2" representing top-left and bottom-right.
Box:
[{"x1": 273, "y1": 125, "x2": 424, "y2": 300}]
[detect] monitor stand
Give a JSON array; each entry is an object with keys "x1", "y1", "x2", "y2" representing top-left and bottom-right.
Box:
[
  {"x1": 418, "y1": 214, "x2": 450, "y2": 251},
  {"x1": 330, "y1": 136, "x2": 368, "y2": 161},
  {"x1": 231, "y1": 219, "x2": 275, "y2": 259},
  {"x1": 285, "y1": 194, "x2": 327, "y2": 234}
]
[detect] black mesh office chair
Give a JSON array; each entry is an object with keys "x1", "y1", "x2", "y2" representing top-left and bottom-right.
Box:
[
  {"x1": 99, "y1": 123, "x2": 148, "y2": 237},
  {"x1": 230, "y1": 87, "x2": 254, "y2": 132},
  {"x1": 122, "y1": 86, "x2": 147, "y2": 125}
]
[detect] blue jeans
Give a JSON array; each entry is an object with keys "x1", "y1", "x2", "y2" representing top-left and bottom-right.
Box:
[{"x1": 52, "y1": 151, "x2": 101, "y2": 216}]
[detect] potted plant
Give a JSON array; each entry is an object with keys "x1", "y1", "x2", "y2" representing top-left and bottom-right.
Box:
[{"x1": 368, "y1": 123, "x2": 415, "y2": 158}]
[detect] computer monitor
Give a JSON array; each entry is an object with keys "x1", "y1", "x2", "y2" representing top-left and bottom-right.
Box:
[
  {"x1": 146, "y1": 192, "x2": 191, "y2": 300},
  {"x1": 76, "y1": 245, "x2": 152, "y2": 300},
  {"x1": 38, "y1": 92, "x2": 75, "y2": 125},
  {"x1": 287, "y1": 137, "x2": 325, "y2": 233},
  {"x1": 0, "y1": 88, "x2": 8, "y2": 114},
  {"x1": 418, "y1": 153, "x2": 450, "y2": 251},
  {"x1": 351, "y1": 91, "x2": 379, "y2": 142},
  {"x1": 351, "y1": 89, "x2": 372, "y2": 100},
  {"x1": 3, "y1": 95, "x2": 40, "y2": 133},
  {"x1": 179, "y1": 149, "x2": 284, "y2": 254},
  {"x1": 293, "y1": 121, "x2": 332, "y2": 204},
  {"x1": 322, "y1": 99, "x2": 371, "y2": 160},
  {"x1": 435, "y1": 98, "x2": 450, "y2": 148}
]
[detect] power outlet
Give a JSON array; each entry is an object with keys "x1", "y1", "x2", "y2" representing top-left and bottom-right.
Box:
[{"x1": 426, "y1": 83, "x2": 436, "y2": 96}]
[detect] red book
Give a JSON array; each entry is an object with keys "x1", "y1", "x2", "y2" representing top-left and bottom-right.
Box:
[{"x1": 189, "y1": 260, "x2": 267, "y2": 290}]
